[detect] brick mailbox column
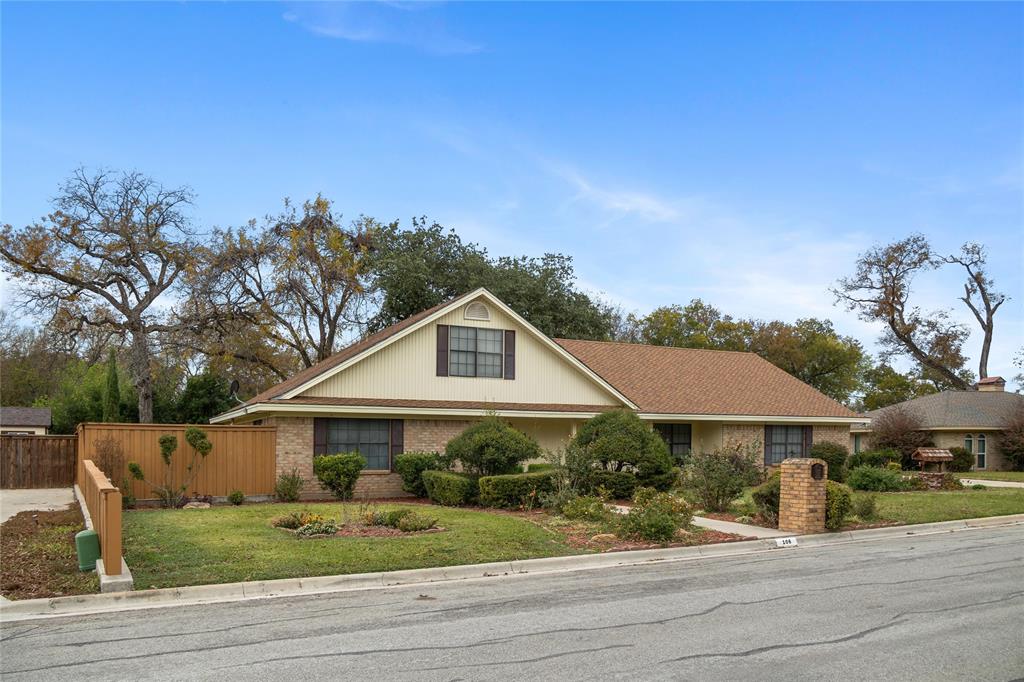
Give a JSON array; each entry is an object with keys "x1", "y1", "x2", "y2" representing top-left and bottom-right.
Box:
[{"x1": 779, "y1": 458, "x2": 827, "y2": 535}]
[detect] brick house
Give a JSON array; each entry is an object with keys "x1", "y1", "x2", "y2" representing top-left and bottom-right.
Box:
[
  {"x1": 212, "y1": 288, "x2": 861, "y2": 498},
  {"x1": 851, "y1": 377, "x2": 1023, "y2": 471}
]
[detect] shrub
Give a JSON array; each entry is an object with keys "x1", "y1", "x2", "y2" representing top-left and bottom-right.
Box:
[
  {"x1": 127, "y1": 427, "x2": 214, "y2": 508},
  {"x1": 847, "y1": 465, "x2": 913, "y2": 492},
  {"x1": 561, "y1": 495, "x2": 612, "y2": 522},
  {"x1": 394, "y1": 452, "x2": 445, "y2": 497},
  {"x1": 752, "y1": 474, "x2": 853, "y2": 530},
  {"x1": 824, "y1": 481, "x2": 852, "y2": 531},
  {"x1": 526, "y1": 462, "x2": 554, "y2": 472},
  {"x1": 936, "y1": 473, "x2": 964, "y2": 490},
  {"x1": 396, "y1": 512, "x2": 438, "y2": 532},
  {"x1": 120, "y1": 477, "x2": 136, "y2": 510},
  {"x1": 588, "y1": 469, "x2": 639, "y2": 500},
  {"x1": 645, "y1": 467, "x2": 682, "y2": 492},
  {"x1": 383, "y1": 509, "x2": 412, "y2": 526},
  {"x1": 478, "y1": 472, "x2": 554, "y2": 509},
  {"x1": 617, "y1": 488, "x2": 692, "y2": 542},
  {"x1": 948, "y1": 446, "x2": 974, "y2": 473},
  {"x1": 313, "y1": 453, "x2": 366, "y2": 501},
  {"x1": 572, "y1": 410, "x2": 674, "y2": 487},
  {"x1": 227, "y1": 489, "x2": 245, "y2": 506},
  {"x1": 444, "y1": 417, "x2": 541, "y2": 476},
  {"x1": 869, "y1": 407, "x2": 934, "y2": 468},
  {"x1": 851, "y1": 493, "x2": 877, "y2": 520},
  {"x1": 682, "y1": 445, "x2": 760, "y2": 512},
  {"x1": 296, "y1": 519, "x2": 338, "y2": 537},
  {"x1": 809, "y1": 441, "x2": 849, "y2": 482},
  {"x1": 1001, "y1": 406, "x2": 1024, "y2": 471},
  {"x1": 271, "y1": 513, "x2": 303, "y2": 529},
  {"x1": 422, "y1": 470, "x2": 479, "y2": 506},
  {"x1": 847, "y1": 448, "x2": 901, "y2": 470},
  {"x1": 274, "y1": 469, "x2": 305, "y2": 502},
  {"x1": 972, "y1": 483, "x2": 986, "y2": 490}
]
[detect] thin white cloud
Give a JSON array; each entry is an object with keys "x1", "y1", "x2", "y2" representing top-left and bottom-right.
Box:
[
  {"x1": 282, "y1": 3, "x2": 482, "y2": 55},
  {"x1": 544, "y1": 163, "x2": 685, "y2": 223}
]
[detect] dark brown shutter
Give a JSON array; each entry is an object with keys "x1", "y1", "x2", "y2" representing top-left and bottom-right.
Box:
[
  {"x1": 763, "y1": 425, "x2": 772, "y2": 466},
  {"x1": 436, "y1": 324, "x2": 449, "y2": 377},
  {"x1": 314, "y1": 418, "x2": 328, "y2": 456},
  {"x1": 803, "y1": 425, "x2": 813, "y2": 457},
  {"x1": 389, "y1": 419, "x2": 404, "y2": 472},
  {"x1": 503, "y1": 329, "x2": 516, "y2": 380}
]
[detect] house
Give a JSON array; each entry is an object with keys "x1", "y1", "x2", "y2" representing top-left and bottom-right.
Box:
[
  {"x1": 851, "y1": 377, "x2": 1023, "y2": 471},
  {"x1": 211, "y1": 289, "x2": 862, "y2": 498},
  {"x1": 0, "y1": 406, "x2": 52, "y2": 435}
]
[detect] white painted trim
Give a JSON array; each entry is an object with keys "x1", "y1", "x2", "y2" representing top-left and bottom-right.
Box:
[{"x1": 276, "y1": 288, "x2": 637, "y2": 409}]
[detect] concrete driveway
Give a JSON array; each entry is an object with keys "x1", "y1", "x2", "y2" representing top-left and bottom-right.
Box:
[
  {"x1": 0, "y1": 488, "x2": 75, "y2": 523},
  {"x1": 960, "y1": 478, "x2": 1024, "y2": 489}
]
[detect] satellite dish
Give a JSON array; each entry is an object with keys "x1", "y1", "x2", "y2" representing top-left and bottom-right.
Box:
[{"x1": 229, "y1": 379, "x2": 243, "y2": 404}]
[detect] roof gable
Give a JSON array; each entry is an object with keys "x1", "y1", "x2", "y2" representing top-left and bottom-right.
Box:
[
  {"x1": 555, "y1": 339, "x2": 859, "y2": 419},
  {"x1": 0, "y1": 406, "x2": 52, "y2": 427}
]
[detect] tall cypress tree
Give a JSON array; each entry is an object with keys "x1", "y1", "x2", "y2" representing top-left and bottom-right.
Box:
[{"x1": 102, "y1": 348, "x2": 120, "y2": 423}]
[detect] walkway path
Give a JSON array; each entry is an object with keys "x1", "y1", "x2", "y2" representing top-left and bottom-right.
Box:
[
  {"x1": 960, "y1": 478, "x2": 1024, "y2": 489},
  {"x1": 691, "y1": 515, "x2": 790, "y2": 538}
]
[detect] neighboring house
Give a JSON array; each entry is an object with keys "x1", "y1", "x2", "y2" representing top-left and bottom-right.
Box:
[
  {"x1": 0, "y1": 407, "x2": 52, "y2": 435},
  {"x1": 851, "y1": 376, "x2": 1023, "y2": 471},
  {"x1": 212, "y1": 289, "x2": 862, "y2": 498}
]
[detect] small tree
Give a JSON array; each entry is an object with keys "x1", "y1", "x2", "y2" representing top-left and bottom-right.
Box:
[
  {"x1": 808, "y1": 441, "x2": 849, "y2": 482},
  {"x1": 444, "y1": 417, "x2": 540, "y2": 476},
  {"x1": 683, "y1": 444, "x2": 761, "y2": 512},
  {"x1": 313, "y1": 453, "x2": 366, "y2": 501},
  {"x1": 869, "y1": 406, "x2": 933, "y2": 468},
  {"x1": 102, "y1": 349, "x2": 120, "y2": 423},
  {"x1": 572, "y1": 410, "x2": 674, "y2": 486},
  {"x1": 127, "y1": 427, "x2": 214, "y2": 507},
  {"x1": 1000, "y1": 407, "x2": 1024, "y2": 472}
]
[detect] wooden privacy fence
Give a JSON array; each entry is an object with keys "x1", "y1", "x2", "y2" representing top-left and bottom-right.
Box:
[
  {"x1": 76, "y1": 423, "x2": 277, "y2": 500},
  {"x1": 0, "y1": 436, "x2": 77, "y2": 488},
  {"x1": 79, "y1": 459, "x2": 122, "y2": 576}
]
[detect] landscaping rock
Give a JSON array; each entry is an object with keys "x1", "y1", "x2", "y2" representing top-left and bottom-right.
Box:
[
  {"x1": 590, "y1": 533, "x2": 617, "y2": 542},
  {"x1": 182, "y1": 502, "x2": 211, "y2": 509}
]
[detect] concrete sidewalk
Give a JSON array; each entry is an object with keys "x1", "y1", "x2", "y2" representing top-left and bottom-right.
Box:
[
  {"x1": 960, "y1": 478, "x2": 1024, "y2": 489},
  {"x1": 691, "y1": 515, "x2": 789, "y2": 538},
  {"x1": 0, "y1": 488, "x2": 75, "y2": 523}
]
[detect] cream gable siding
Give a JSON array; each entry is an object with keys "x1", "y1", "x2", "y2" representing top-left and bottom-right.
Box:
[{"x1": 300, "y1": 300, "x2": 624, "y2": 407}]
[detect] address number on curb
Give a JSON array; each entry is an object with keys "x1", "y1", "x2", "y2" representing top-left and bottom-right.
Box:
[{"x1": 775, "y1": 537, "x2": 799, "y2": 548}]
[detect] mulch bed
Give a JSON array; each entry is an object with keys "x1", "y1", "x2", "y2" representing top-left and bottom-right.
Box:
[
  {"x1": 1, "y1": 503, "x2": 99, "y2": 600},
  {"x1": 278, "y1": 524, "x2": 448, "y2": 538}
]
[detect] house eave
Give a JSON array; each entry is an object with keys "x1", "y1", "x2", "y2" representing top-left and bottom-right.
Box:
[
  {"x1": 637, "y1": 413, "x2": 866, "y2": 424},
  {"x1": 211, "y1": 402, "x2": 609, "y2": 423}
]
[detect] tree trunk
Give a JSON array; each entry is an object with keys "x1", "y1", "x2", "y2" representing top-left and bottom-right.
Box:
[
  {"x1": 130, "y1": 329, "x2": 155, "y2": 423},
  {"x1": 979, "y1": 320, "x2": 992, "y2": 380}
]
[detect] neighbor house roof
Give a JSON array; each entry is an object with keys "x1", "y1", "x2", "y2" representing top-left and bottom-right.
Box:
[
  {"x1": 554, "y1": 339, "x2": 859, "y2": 418},
  {"x1": 0, "y1": 406, "x2": 52, "y2": 427},
  {"x1": 863, "y1": 391, "x2": 1024, "y2": 430}
]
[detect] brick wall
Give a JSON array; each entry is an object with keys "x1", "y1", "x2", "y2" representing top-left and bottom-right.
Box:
[
  {"x1": 812, "y1": 425, "x2": 851, "y2": 452},
  {"x1": 722, "y1": 423, "x2": 764, "y2": 454},
  {"x1": 405, "y1": 419, "x2": 474, "y2": 453},
  {"x1": 269, "y1": 416, "x2": 316, "y2": 494},
  {"x1": 778, "y1": 458, "x2": 826, "y2": 534}
]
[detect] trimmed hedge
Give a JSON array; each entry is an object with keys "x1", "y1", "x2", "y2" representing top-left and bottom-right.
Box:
[
  {"x1": 526, "y1": 462, "x2": 554, "y2": 472},
  {"x1": 847, "y1": 448, "x2": 900, "y2": 470},
  {"x1": 422, "y1": 470, "x2": 479, "y2": 506},
  {"x1": 394, "y1": 452, "x2": 445, "y2": 497},
  {"x1": 847, "y1": 465, "x2": 914, "y2": 492},
  {"x1": 809, "y1": 441, "x2": 849, "y2": 482},
  {"x1": 588, "y1": 469, "x2": 639, "y2": 500},
  {"x1": 478, "y1": 471, "x2": 555, "y2": 508}
]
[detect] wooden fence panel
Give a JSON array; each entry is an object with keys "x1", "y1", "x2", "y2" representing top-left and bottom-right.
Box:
[
  {"x1": 76, "y1": 423, "x2": 277, "y2": 500},
  {"x1": 80, "y1": 459, "x2": 122, "y2": 575},
  {"x1": 0, "y1": 436, "x2": 78, "y2": 488}
]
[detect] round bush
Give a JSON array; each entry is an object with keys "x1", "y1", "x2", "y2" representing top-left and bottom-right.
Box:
[
  {"x1": 394, "y1": 452, "x2": 445, "y2": 497},
  {"x1": 947, "y1": 446, "x2": 974, "y2": 473},
  {"x1": 227, "y1": 489, "x2": 245, "y2": 506},
  {"x1": 572, "y1": 410, "x2": 674, "y2": 486},
  {"x1": 751, "y1": 472, "x2": 781, "y2": 522},
  {"x1": 809, "y1": 441, "x2": 849, "y2": 482},
  {"x1": 422, "y1": 470, "x2": 479, "y2": 506},
  {"x1": 617, "y1": 488, "x2": 692, "y2": 542},
  {"x1": 313, "y1": 452, "x2": 366, "y2": 500},
  {"x1": 444, "y1": 417, "x2": 541, "y2": 476},
  {"x1": 846, "y1": 465, "x2": 912, "y2": 492}
]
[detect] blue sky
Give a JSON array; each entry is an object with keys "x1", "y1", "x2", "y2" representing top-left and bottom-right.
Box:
[{"x1": 3, "y1": 2, "x2": 1022, "y2": 386}]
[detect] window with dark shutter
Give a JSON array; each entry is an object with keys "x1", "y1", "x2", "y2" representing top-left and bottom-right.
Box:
[
  {"x1": 503, "y1": 330, "x2": 516, "y2": 380},
  {"x1": 436, "y1": 324, "x2": 449, "y2": 376},
  {"x1": 389, "y1": 420, "x2": 404, "y2": 472}
]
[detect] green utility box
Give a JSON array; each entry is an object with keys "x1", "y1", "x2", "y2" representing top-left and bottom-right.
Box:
[{"x1": 75, "y1": 529, "x2": 101, "y2": 572}]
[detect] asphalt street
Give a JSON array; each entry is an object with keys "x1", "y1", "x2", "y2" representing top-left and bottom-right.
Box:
[{"x1": 2, "y1": 525, "x2": 1022, "y2": 681}]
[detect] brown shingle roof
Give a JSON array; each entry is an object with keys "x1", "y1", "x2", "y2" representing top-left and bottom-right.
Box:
[
  {"x1": 554, "y1": 339, "x2": 858, "y2": 418},
  {"x1": 265, "y1": 397, "x2": 615, "y2": 413},
  {"x1": 864, "y1": 390, "x2": 1024, "y2": 429},
  {"x1": 244, "y1": 295, "x2": 465, "y2": 406}
]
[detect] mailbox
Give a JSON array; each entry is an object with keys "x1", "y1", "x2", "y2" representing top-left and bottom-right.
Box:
[{"x1": 811, "y1": 463, "x2": 825, "y2": 480}]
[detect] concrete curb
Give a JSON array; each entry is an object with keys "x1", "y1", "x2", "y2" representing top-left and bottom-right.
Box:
[{"x1": 3, "y1": 513, "x2": 1022, "y2": 623}]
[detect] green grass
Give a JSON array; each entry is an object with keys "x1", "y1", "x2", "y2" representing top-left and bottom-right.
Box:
[
  {"x1": 123, "y1": 502, "x2": 577, "y2": 590},
  {"x1": 866, "y1": 488, "x2": 1024, "y2": 525},
  {"x1": 954, "y1": 471, "x2": 1024, "y2": 482}
]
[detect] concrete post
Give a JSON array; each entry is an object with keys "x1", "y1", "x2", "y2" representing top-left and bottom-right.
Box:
[{"x1": 779, "y1": 458, "x2": 827, "y2": 535}]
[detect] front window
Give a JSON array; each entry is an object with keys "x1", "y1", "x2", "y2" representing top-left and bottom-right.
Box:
[
  {"x1": 315, "y1": 418, "x2": 390, "y2": 470},
  {"x1": 655, "y1": 424, "x2": 692, "y2": 463},
  {"x1": 977, "y1": 434, "x2": 986, "y2": 469},
  {"x1": 450, "y1": 326, "x2": 503, "y2": 378},
  {"x1": 963, "y1": 435, "x2": 973, "y2": 453},
  {"x1": 767, "y1": 426, "x2": 806, "y2": 465},
  {"x1": 854, "y1": 434, "x2": 862, "y2": 454}
]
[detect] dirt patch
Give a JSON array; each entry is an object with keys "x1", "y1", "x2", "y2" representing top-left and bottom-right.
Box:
[
  {"x1": 278, "y1": 525, "x2": 448, "y2": 538},
  {"x1": 1, "y1": 503, "x2": 99, "y2": 600},
  {"x1": 527, "y1": 514, "x2": 751, "y2": 552}
]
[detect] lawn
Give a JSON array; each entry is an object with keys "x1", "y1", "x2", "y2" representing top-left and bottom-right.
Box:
[
  {"x1": 123, "y1": 502, "x2": 578, "y2": 590},
  {"x1": 954, "y1": 471, "x2": 1024, "y2": 483},
  {"x1": 866, "y1": 488, "x2": 1024, "y2": 525}
]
